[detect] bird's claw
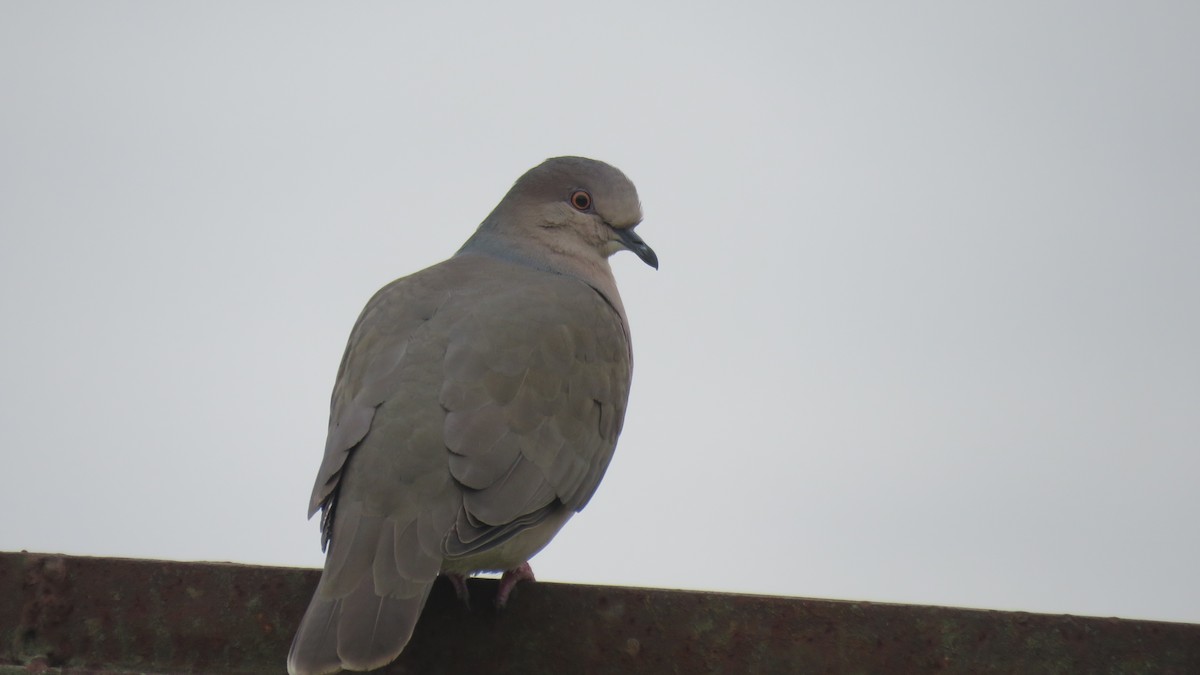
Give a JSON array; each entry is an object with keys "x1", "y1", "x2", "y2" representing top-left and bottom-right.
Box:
[
  {"x1": 494, "y1": 562, "x2": 536, "y2": 609},
  {"x1": 445, "y1": 573, "x2": 471, "y2": 608}
]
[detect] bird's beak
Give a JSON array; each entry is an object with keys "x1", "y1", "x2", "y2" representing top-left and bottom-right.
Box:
[{"x1": 615, "y1": 227, "x2": 659, "y2": 269}]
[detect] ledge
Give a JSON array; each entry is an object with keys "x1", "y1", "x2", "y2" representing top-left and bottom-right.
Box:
[{"x1": 1, "y1": 551, "x2": 1197, "y2": 674}]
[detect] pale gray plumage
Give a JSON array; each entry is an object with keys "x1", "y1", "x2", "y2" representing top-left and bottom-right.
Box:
[{"x1": 287, "y1": 157, "x2": 655, "y2": 675}]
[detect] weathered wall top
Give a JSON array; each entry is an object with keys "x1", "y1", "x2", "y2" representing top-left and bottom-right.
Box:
[{"x1": 1, "y1": 551, "x2": 1197, "y2": 674}]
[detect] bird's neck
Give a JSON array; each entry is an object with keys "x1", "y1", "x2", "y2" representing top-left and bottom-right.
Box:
[{"x1": 456, "y1": 230, "x2": 630, "y2": 329}]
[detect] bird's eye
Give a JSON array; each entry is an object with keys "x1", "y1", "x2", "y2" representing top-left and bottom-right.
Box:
[{"x1": 570, "y1": 190, "x2": 592, "y2": 211}]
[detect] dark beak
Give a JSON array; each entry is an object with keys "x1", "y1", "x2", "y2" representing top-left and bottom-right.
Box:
[{"x1": 615, "y1": 227, "x2": 659, "y2": 269}]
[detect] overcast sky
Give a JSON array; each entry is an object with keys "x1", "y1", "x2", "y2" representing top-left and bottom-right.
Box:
[{"x1": 2, "y1": 3, "x2": 1198, "y2": 625}]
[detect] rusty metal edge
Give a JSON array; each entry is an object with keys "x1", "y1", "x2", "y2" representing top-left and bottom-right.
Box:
[{"x1": 3, "y1": 550, "x2": 1199, "y2": 675}]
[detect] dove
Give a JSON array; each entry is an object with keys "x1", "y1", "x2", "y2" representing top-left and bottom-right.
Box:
[{"x1": 287, "y1": 156, "x2": 656, "y2": 675}]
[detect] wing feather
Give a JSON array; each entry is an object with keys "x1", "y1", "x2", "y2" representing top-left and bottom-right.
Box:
[{"x1": 439, "y1": 273, "x2": 632, "y2": 546}]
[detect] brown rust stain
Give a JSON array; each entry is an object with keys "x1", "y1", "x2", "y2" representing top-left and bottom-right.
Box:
[{"x1": 1, "y1": 551, "x2": 1199, "y2": 674}]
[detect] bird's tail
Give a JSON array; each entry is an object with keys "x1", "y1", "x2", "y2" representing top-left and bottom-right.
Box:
[{"x1": 287, "y1": 574, "x2": 433, "y2": 675}]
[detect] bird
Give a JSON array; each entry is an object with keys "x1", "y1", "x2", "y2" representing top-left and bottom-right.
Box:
[{"x1": 287, "y1": 156, "x2": 656, "y2": 674}]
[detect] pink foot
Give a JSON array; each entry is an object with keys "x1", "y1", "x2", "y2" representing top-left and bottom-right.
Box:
[
  {"x1": 494, "y1": 562, "x2": 535, "y2": 609},
  {"x1": 445, "y1": 573, "x2": 470, "y2": 606}
]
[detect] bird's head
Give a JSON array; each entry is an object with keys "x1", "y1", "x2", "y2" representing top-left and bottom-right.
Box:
[{"x1": 474, "y1": 156, "x2": 658, "y2": 270}]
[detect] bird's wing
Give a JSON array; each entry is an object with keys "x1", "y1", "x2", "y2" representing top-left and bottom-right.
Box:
[{"x1": 437, "y1": 263, "x2": 632, "y2": 557}]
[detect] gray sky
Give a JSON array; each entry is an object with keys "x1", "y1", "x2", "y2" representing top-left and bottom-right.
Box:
[{"x1": 2, "y1": 3, "x2": 1198, "y2": 624}]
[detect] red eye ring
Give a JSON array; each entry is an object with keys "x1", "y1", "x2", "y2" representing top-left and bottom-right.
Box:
[{"x1": 570, "y1": 190, "x2": 592, "y2": 211}]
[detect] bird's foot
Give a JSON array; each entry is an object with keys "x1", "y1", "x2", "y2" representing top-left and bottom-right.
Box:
[
  {"x1": 445, "y1": 573, "x2": 471, "y2": 607},
  {"x1": 494, "y1": 562, "x2": 535, "y2": 609}
]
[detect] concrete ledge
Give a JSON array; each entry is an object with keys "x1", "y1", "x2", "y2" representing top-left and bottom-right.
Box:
[{"x1": 2, "y1": 551, "x2": 1197, "y2": 674}]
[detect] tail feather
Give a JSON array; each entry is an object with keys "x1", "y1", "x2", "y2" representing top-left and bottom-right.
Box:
[
  {"x1": 338, "y1": 577, "x2": 432, "y2": 671},
  {"x1": 288, "y1": 575, "x2": 433, "y2": 675},
  {"x1": 287, "y1": 594, "x2": 344, "y2": 675}
]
